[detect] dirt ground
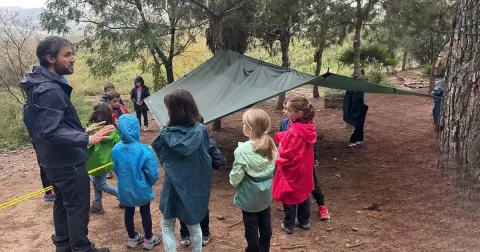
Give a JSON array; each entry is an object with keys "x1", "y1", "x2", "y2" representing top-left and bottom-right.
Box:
[{"x1": 2, "y1": 80, "x2": 480, "y2": 251}]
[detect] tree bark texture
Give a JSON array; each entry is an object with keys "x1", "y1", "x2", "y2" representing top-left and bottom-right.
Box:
[
  {"x1": 313, "y1": 48, "x2": 324, "y2": 98},
  {"x1": 211, "y1": 15, "x2": 224, "y2": 131},
  {"x1": 353, "y1": 0, "x2": 363, "y2": 78},
  {"x1": 439, "y1": 0, "x2": 480, "y2": 181},
  {"x1": 276, "y1": 35, "x2": 291, "y2": 110}
]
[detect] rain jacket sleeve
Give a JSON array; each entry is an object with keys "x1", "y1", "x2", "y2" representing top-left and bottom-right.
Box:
[
  {"x1": 274, "y1": 131, "x2": 303, "y2": 169},
  {"x1": 35, "y1": 87, "x2": 89, "y2": 147},
  {"x1": 229, "y1": 156, "x2": 246, "y2": 188},
  {"x1": 208, "y1": 138, "x2": 224, "y2": 169},
  {"x1": 143, "y1": 148, "x2": 159, "y2": 186}
]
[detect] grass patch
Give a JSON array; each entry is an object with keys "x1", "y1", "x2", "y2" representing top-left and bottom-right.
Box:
[{"x1": 0, "y1": 91, "x2": 95, "y2": 149}]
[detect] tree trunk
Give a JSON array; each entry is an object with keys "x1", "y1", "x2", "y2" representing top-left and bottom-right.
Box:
[
  {"x1": 313, "y1": 48, "x2": 324, "y2": 98},
  {"x1": 211, "y1": 15, "x2": 223, "y2": 131},
  {"x1": 276, "y1": 35, "x2": 291, "y2": 110},
  {"x1": 429, "y1": 58, "x2": 436, "y2": 92},
  {"x1": 353, "y1": 0, "x2": 363, "y2": 78},
  {"x1": 165, "y1": 61, "x2": 175, "y2": 84},
  {"x1": 439, "y1": 0, "x2": 480, "y2": 181},
  {"x1": 402, "y1": 48, "x2": 408, "y2": 71}
]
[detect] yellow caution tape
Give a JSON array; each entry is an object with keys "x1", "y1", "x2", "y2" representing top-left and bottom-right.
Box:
[
  {"x1": 0, "y1": 162, "x2": 113, "y2": 210},
  {"x1": 0, "y1": 146, "x2": 156, "y2": 211}
]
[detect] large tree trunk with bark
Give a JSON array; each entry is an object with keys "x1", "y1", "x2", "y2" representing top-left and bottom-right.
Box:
[
  {"x1": 313, "y1": 48, "x2": 324, "y2": 98},
  {"x1": 165, "y1": 61, "x2": 175, "y2": 84},
  {"x1": 439, "y1": 0, "x2": 480, "y2": 181},
  {"x1": 276, "y1": 35, "x2": 291, "y2": 110},
  {"x1": 353, "y1": 0, "x2": 363, "y2": 78},
  {"x1": 211, "y1": 16, "x2": 224, "y2": 131}
]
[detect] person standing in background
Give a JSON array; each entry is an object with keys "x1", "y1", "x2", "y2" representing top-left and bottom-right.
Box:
[{"x1": 131, "y1": 76, "x2": 150, "y2": 131}]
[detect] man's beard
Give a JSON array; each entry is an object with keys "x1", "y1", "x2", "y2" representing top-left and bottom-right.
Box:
[{"x1": 54, "y1": 62, "x2": 74, "y2": 76}]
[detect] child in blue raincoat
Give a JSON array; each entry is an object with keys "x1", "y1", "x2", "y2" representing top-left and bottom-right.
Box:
[
  {"x1": 152, "y1": 89, "x2": 217, "y2": 252},
  {"x1": 112, "y1": 114, "x2": 161, "y2": 250}
]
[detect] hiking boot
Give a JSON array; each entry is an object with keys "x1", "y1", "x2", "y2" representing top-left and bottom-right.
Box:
[
  {"x1": 202, "y1": 234, "x2": 213, "y2": 246},
  {"x1": 90, "y1": 203, "x2": 105, "y2": 214},
  {"x1": 106, "y1": 172, "x2": 113, "y2": 179},
  {"x1": 44, "y1": 193, "x2": 56, "y2": 202},
  {"x1": 55, "y1": 243, "x2": 71, "y2": 252},
  {"x1": 143, "y1": 126, "x2": 149, "y2": 132},
  {"x1": 143, "y1": 235, "x2": 162, "y2": 250},
  {"x1": 180, "y1": 236, "x2": 191, "y2": 247},
  {"x1": 281, "y1": 222, "x2": 293, "y2": 234},
  {"x1": 295, "y1": 220, "x2": 311, "y2": 230},
  {"x1": 347, "y1": 142, "x2": 357, "y2": 147},
  {"x1": 127, "y1": 233, "x2": 145, "y2": 248},
  {"x1": 319, "y1": 205, "x2": 331, "y2": 221},
  {"x1": 356, "y1": 141, "x2": 363, "y2": 145}
]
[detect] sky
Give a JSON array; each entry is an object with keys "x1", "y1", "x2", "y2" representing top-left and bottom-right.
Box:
[{"x1": 0, "y1": 0, "x2": 45, "y2": 8}]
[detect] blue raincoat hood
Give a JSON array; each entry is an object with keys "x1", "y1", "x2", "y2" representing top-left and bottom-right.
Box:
[
  {"x1": 118, "y1": 114, "x2": 140, "y2": 143},
  {"x1": 112, "y1": 114, "x2": 159, "y2": 207}
]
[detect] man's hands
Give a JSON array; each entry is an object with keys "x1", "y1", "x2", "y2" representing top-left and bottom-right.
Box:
[
  {"x1": 86, "y1": 121, "x2": 106, "y2": 134},
  {"x1": 89, "y1": 125, "x2": 115, "y2": 145}
]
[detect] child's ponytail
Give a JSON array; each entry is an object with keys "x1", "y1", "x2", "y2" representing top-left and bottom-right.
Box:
[
  {"x1": 254, "y1": 132, "x2": 277, "y2": 161},
  {"x1": 243, "y1": 109, "x2": 277, "y2": 161}
]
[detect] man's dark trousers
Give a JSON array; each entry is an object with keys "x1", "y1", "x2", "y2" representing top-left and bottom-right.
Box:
[{"x1": 45, "y1": 164, "x2": 92, "y2": 252}]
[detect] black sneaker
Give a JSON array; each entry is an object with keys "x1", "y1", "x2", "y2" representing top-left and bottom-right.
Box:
[
  {"x1": 91, "y1": 248, "x2": 110, "y2": 252},
  {"x1": 202, "y1": 234, "x2": 213, "y2": 246},
  {"x1": 281, "y1": 222, "x2": 293, "y2": 234}
]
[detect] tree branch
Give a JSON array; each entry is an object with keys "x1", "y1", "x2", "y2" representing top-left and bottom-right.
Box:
[
  {"x1": 189, "y1": 0, "x2": 217, "y2": 17},
  {"x1": 220, "y1": 0, "x2": 246, "y2": 15}
]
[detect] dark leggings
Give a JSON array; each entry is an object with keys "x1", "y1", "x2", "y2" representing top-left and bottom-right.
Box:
[
  {"x1": 136, "y1": 109, "x2": 148, "y2": 127},
  {"x1": 180, "y1": 209, "x2": 210, "y2": 237},
  {"x1": 125, "y1": 202, "x2": 153, "y2": 239},
  {"x1": 312, "y1": 168, "x2": 325, "y2": 206}
]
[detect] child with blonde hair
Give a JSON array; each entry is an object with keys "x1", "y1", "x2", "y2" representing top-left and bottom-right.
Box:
[
  {"x1": 230, "y1": 108, "x2": 277, "y2": 252},
  {"x1": 273, "y1": 96, "x2": 317, "y2": 234}
]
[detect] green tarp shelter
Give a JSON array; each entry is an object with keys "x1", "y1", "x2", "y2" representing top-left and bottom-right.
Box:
[{"x1": 145, "y1": 49, "x2": 428, "y2": 125}]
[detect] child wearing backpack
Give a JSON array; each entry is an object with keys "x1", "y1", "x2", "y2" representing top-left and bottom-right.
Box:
[
  {"x1": 86, "y1": 102, "x2": 121, "y2": 214},
  {"x1": 230, "y1": 108, "x2": 276, "y2": 252},
  {"x1": 278, "y1": 99, "x2": 330, "y2": 220},
  {"x1": 112, "y1": 114, "x2": 161, "y2": 250},
  {"x1": 152, "y1": 89, "x2": 215, "y2": 252},
  {"x1": 273, "y1": 96, "x2": 317, "y2": 234}
]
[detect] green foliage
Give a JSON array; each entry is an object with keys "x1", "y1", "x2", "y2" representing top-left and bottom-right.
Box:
[
  {"x1": 339, "y1": 44, "x2": 390, "y2": 66},
  {"x1": 367, "y1": 62, "x2": 385, "y2": 83},
  {"x1": 324, "y1": 88, "x2": 345, "y2": 99},
  {"x1": 41, "y1": 0, "x2": 201, "y2": 86},
  {"x1": 0, "y1": 91, "x2": 92, "y2": 149}
]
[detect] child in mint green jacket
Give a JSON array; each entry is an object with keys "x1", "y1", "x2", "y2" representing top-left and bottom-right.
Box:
[{"x1": 230, "y1": 108, "x2": 277, "y2": 252}]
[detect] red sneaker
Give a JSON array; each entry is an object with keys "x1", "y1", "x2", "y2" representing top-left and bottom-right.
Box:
[
  {"x1": 277, "y1": 202, "x2": 284, "y2": 211},
  {"x1": 319, "y1": 205, "x2": 330, "y2": 220}
]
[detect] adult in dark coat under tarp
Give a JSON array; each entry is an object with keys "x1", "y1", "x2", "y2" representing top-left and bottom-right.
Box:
[
  {"x1": 22, "y1": 36, "x2": 113, "y2": 252},
  {"x1": 343, "y1": 71, "x2": 369, "y2": 147}
]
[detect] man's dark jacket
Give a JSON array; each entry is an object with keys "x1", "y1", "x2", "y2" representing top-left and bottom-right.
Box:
[{"x1": 21, "y1": 66, "x2": 89, "y2": 169}]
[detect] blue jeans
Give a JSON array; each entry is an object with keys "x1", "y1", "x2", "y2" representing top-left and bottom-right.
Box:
[
  {"x1": 91, "y1": 175, "x2": 118, "y2": 205},
  {"x1": 162, "y1": 216, "x2": 202, "y2": 252}
]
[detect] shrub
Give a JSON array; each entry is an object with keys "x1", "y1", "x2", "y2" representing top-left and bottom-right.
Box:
[
  {"x1": 324, "y1": 88, "x2": 346, "y2": 99},
  {"x1": 0, "y1": 91, "x2": 94, "y2": 149}
]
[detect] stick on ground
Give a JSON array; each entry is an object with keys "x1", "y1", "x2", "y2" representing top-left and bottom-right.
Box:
[
  {"x1": 227, "y1": 220, "x2": 243, "y2": 228},
  {"x1": 280, "y1": 245, "x2": 307, "y2": 250}
]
